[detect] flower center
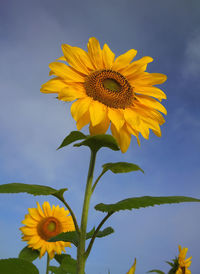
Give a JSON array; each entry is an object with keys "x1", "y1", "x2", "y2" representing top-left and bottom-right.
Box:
[
  {"x1": 84, "y1": 70, "x2": 134, "y2": 109},
  {"x1": 37, "y1": 217, "x2": 62, "y2": 241}
]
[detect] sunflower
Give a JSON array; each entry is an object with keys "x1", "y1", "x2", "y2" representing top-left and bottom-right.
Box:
[
  {"x1": 175, "y1": 245, "x2": 192, "y2": 274},
  {"x1": 20, "y1": 201, "x2": 75, "y2": 259},
  {"x1": 41, "y1": 37, "x2": 167, "y2": 152}
]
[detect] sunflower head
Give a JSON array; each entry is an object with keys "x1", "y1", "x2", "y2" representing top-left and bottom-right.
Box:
[
  {"x1": 20, "y1": 201, "x2": 75, "y2": 259},
  {"x1": 41, "y1": 37, "x2": 167, "y2": 152},
  {"x1": 175, "y1": 245, "x2": 192, "y2": 274}
]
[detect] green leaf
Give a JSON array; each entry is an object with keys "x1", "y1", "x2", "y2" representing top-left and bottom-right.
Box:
[
  {"x1": 49, "y1": 266, "x2": 66, "y2": 274},
  {"x1": 147, "y1": 270, "x2": 165, "y2": 274},
  {"x1": 57, "y1": 131, "x2": 86, "y2": 150},
  {"x1": 0, "y1": 258, "x2": 39, "y2": 274},
  {"x1": 0, "y1": 183, "x2": 67, "y2": 196},
  {"x1": 19, "y1": 246, "x2": 39, "y2": 262},
  {"x1": 49, "y1": 231, "x2": 79, "y2": 247},
  {"x1": 74, "y1": 134, "x2": 120, "y2": 152},
  {"x1": 86, "y1": 227, "x2": 114, "y2": 239},
  {"x1": 54, "y1": 254, "x2": 77, "y2": 274},
  {"x1": 95, "y1": 196, "x2": 200, "y2": 213},
  {"x1": 102, "y1": 162, "x2": 144, "y2": 174}
]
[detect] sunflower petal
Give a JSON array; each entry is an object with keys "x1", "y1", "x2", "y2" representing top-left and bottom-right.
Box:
[
  {"x1": 123, "y1": 56, "x2": 153, "y2": 77},
  {"x1": 87, "y1": 37, "x2": 103, "y2": 69},
  {"x1": 40, "y1": 77, "x2": 67, "y2": 94},
  {"x1": 42, "y1": 201, "x2": 52, "y2": 217},
  {"x1": 89, "y1": 101, "x2": 106, "y2": 126},
  {"x1": 112, "y1": 49, "x2": 137, "y2": 71},
  {"x1": 62, "y1": 44, "x2": 93, "y2": 74},
  {"x1": 102, "y1": 43, "x2": 115, "y2": 69},
  {"x1": 133, "y1": 72, "x2": 167, "y2": 85},
  {"x1": 134, "y1": 85, "x2": 167, "y2": 101},
  {"x1": 76, "y1": 111, "x2": 90, "y2": 130},
  {"x1": 58, "y1": 86, "x2": 86, "y2": 101},
  {"x1": 89, "y1": 113, "x2": 110, "y2": 135},
  {"x1": 71, "y1": 97, "x2": 92, "y2": 121},
  {"x1": 49, "y1": 62, "x2": 84, "y2": 82},
  {"x1": 108, "y1": 108, "x2": 125, "y2": 131},
  {"x1": 135, "y1": 95, "x2": 167, "y2": 114}
]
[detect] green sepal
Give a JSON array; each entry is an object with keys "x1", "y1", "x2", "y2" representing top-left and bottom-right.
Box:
[
  {"x1": 95, "y1": 196, "x2": 200, "y2": 213},
  {"x1": 147, "y1": 270, "x2": 165, "y2": 274},
  {"x1": 102, "y1": 162, "x2": 144, "y2": 174},
  {"x1": 18, "y1": 246, "x2": 40, "y2": 262},
  {"x1": 57, "y1": 131, "x2": 86, "y2": 150},
  {"x1": 74, "y1": 134, "x2": 119, "y2": 152},
  {"x1": 50, "y1": 254, "x2": 77, "y2": 274},
  {"x1": 49, "y1": 231, "x2": 79, "y2": 247},
  {"x1": 0, "y1": 183, "x2": 67, "y2": 196},
  {"x1": 0, "y1": 258, "x2": 39, "y2": 274},
  {"x1": 86, "y1": 226, "x2": 114, "y2": 239}
]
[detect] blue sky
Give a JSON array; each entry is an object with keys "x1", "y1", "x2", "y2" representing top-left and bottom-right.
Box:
[{"x1": 0, "y1": 0, "x2": 200, "y2": 273}]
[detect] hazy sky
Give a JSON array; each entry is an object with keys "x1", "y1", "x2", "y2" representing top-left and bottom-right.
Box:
[{"x1": 0, "y1": 0, "x2": 200, "y2": 273}]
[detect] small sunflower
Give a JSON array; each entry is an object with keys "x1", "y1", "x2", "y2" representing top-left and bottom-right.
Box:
[
  {"x1": 176, "y1": 245, "x2": 192, "y2": 274},
  {"x1": 20, "y1": 201, "x2": 75, "y2": 259},
  {"x1": 41, "y1": 37, "x2": 167, "y2": 152}
]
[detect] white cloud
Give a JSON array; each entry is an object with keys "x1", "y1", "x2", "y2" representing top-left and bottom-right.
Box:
[{"x1": 183, "y1": 30, "x2": 200, "y2": 78}]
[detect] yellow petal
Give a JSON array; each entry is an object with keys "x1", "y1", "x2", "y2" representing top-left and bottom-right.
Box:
[
  {"x1": 89, "y1": 113, "x2": 110, "y2": 135},
  {"x1": 58, "y1": 86, "x2": 86, "y2": 102},
  {"x1": 56, "y1": 56, "x2": 66, "y2": 61},
  {"x1": 28, "y1": 208, "x2": 42, "y2": 222},
  {"x1": 49, "y1": 62, "x2": 84, "y2": 82},
  {"x1": 40, "y1": 245, "x2": 47, "y2": 258},
  {"x1": 135, "y1": 95, "x2": 167, "y2": 114},
  {"x1": 118, "y1": 125, "x2": 131, "y2": 153},
  {"x1": 42, "y1": 201, "x2": 52, "y2": 217},
  {"x1": 126, "y1": 123, "x2": 140, "y2": 146},
  {"x1": 87, "y1": 37, "x2": 103, "y2": 69},
  {"x1": 62, "y1": 44, "x2": 93, "y2": 74},
  {"x1": 76, "y1": 111, "x2": 90, "y2": 130},
  {"x1": 124, "y1": 108, "x2": 141, "y2": 131},
  {"x1": 111, "y1": 124, "x2": 131, "y2": 153},
  {"x1": 112, "y1": 49, "x2": 137, "y2": 71},
  {"x1": 123, "y1": 56, "x2": 153, "y2": 77},
  {"x1": 20, "y1": 227, "x2": 37, "y2": 236},
  {"x1": 71, "y1": 97, "x2": 92, "y2": 122},
  {"x1": 108, "y1": 108, "x2": 125, "y2": 131},
  {"x1": 133, "y1": 72, "x2": 167, "y2": 85},
  {"x1": 133, "y1": 85, "x2": 167, "y2": 101},
  {"x1": 102, "y1": 43, "x2": 115, "y2": 69},
  {"x1": 40, "y1": 77, "x2": 67, "y2": 94},
  {"x1": 127, "y1": 258, "x2": 136, "y2": 274},
  {"x1": 36, "y1": 202, "x2": 45, "y2": 218},
  {"x1": 21, "y1": 217, "x2": 37, "y2": 227},
  {"x1": 89, "y1": 101, "x2": 106, "y2": 126}
]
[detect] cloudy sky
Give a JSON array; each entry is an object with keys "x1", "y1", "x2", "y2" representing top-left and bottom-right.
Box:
[{"x1": 0, "y1": 0, "x2": 200, "y2": 273}]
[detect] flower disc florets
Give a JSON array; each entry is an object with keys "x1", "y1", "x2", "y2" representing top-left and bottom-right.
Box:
[{"x1": 84, "y1": 70, "x2": 134, "y2": 109}]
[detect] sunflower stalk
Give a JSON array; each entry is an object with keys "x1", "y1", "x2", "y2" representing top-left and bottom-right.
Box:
[
  {"x1": 46, "y1": 253, "x2": 50, "y2": 274},
  {"x1": 77, "y1": 149, "x2": 97, "y2": 274}
]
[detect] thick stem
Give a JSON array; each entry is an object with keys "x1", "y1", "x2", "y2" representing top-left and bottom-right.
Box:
[
  {"x1": 46, "y1": 253, "x2": 50, "y2": 274},
  {"x1": 77, "y1": 149, "x2": 97, "y2": 274}
]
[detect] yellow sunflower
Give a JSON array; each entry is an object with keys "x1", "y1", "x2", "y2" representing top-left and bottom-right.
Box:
[
  {"x1": 176, "y1": 245, "x2": 192, "y2": 274},
  {"x1": 20, "y1": 201, "x2": 75, "y2": 259},
  {"x1": 41, "y1": 37, "x2": 167, "y2": 152}
]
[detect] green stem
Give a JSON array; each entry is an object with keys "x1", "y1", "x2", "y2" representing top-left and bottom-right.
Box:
[
  {"x1": 85, "y1": 212, "x2": 114, "y2": 259},
  {"x1": 46, "y1": 253, "x2": 50, "y2": 274},
  {"x1": 55, "y1": 194, "x2": 80, "y2": 233},
  {"x1": 77, "y1": 149, "x2": 97, "y2": 274},
  {"x1": 91, "y1": 169, "x2": 107, "y2": 193}
]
